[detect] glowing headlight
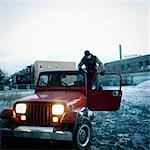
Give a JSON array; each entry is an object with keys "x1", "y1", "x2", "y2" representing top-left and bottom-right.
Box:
[
  {"x1": 52, "y1": 104, "x2": 64, "y2": 115},
  {"x1": 16, "y1": 103, "x2": 27, "y2": 114}
]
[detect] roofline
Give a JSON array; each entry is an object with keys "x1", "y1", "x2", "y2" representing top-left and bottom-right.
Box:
[
  {"x1": 105, "y1": 54, "x2": 150, "y2": 65},
  {"x1": 39, "y1": 70, "x2": 80, "y2": 74},
  {"x1": 35, "y1": 60, "x2": 76, "y2": 64}
]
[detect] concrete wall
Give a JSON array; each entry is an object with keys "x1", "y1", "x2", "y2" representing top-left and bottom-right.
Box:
[{"x1": 122, "y1": 72, "x2": 150, "y2": 85}]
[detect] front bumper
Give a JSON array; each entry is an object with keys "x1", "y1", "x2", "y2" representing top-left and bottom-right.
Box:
[{"x1": 0, "y1": 126, "x2": 72, "y2": 141}]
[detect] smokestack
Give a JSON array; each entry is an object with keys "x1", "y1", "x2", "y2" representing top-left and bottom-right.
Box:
[{"x1": 119, "y1": 44, "x2": 122, "y2": 60}]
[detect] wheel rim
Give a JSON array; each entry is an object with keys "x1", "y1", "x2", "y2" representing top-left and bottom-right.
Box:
[{"x1": 77, "y1": 124, "x2": 91, "y2": 147}]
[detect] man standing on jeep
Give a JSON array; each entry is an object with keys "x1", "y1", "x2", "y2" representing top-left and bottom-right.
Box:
[{"x1": 78, "y1": 50, "x2": 106, "y2": 88}]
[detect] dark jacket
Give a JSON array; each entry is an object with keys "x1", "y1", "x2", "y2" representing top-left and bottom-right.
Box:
[{"x1": 78, "y1": 54, "x2": 105, "y2": 74}]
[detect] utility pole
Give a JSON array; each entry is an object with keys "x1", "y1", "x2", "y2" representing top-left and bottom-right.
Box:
[{"x1": 119, "y1": 44, "x2": 122, "y2": 60}]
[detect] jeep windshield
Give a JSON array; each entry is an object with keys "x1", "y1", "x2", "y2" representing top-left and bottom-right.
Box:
[{"x1": 38, "y1": 71, "x2": 85, "y2": 87}]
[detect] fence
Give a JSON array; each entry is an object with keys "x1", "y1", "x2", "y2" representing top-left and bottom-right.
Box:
[
  {"x1": 11, "y1": 84, "x2": 35, "y2": 90},
  {"x1": 0, "y1": 84, "x2": 35, "y2": 90}
]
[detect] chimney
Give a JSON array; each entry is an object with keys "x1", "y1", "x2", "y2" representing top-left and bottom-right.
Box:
[{"x1": 119, "y1": 44, "x2": 122, "y2": 60}]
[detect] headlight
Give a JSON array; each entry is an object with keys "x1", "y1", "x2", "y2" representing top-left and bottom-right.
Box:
[
  {"x1": 52, "y1": 104, "x2": 64, "y2": 115},
  {"x1": 16, "y1": 103, "x2": 27, "y2": 114}
]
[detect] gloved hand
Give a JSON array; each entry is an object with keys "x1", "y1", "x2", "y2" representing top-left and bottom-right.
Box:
[
  {"x1": 79, "y1": 67, "x2": 87, "y2": 73},
  {"x1": 79, "y1": 67, "x2": 83, "y2": 72}
]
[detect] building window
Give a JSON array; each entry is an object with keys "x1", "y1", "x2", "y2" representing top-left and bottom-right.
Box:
[
  {"x1": 39, "y1": 64, "x2": 42, "y2": 69},
  {"x1": 55, "y1": 64, "x2": 58, "y2": 70},
  {"x1": 145, "y1": 60, "x2": 149, "y2": 66},
  {"x1": 112, "y1": 66, "x2": 116, "y2": 72},
  {"x1": 127, "y1": 64, "x2": 131, "y2": 71},
  {"x1": 145, "y1": 60, "x2": 150, "y2": 69},
  {"x1": 139, "y1": 62, "x2": 143, "y2": 70},
  {"x1": 121, "y1": 65, "x2": 125, "y2": 71}
]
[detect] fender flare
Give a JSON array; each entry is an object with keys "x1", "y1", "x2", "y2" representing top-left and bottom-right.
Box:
[{"x1": 60, "y1": 107, "x2": 92, "y2": 131}]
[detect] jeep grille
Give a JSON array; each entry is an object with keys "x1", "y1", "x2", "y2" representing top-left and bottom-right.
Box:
[{"x1": 26, "y1": 104, "x2": 51, "y2": 126}]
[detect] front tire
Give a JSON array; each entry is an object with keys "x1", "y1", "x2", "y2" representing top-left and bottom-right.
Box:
[{"x1": 73, "y1": 116, "x2": 92, "y2": 149}]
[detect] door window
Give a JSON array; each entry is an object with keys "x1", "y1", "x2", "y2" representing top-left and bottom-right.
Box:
[{"x1": 92, "y1": 74, "x2": 120, "y2": 91}]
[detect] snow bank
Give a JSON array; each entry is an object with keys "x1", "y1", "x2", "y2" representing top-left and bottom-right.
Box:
[
  {"x1": 121, "y1": 81, "x2": 150, "y2": 104},
  {"x1": 136, "y1": 80, "x2": 150, "y2": 88},
  {"x1": 0, "y1": 90, "x2": 34, "y2": 113}
]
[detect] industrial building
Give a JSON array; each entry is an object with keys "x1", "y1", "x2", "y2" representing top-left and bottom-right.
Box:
[{"x1": 105, "y1": 54, "x2": 150, "y2": 85}]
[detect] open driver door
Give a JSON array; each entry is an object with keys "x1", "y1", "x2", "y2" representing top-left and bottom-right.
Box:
[{"x1": 87, "y1": 72, "x2": 122, "y2": 111}]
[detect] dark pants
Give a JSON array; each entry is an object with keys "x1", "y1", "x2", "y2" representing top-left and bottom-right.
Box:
[{"x1": 87, "y1": 71, "x2": 96, "y2": 89}]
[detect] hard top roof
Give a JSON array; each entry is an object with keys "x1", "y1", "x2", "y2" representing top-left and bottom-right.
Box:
[{"x1": 39, "y1": 70, "x2": 82, "y2": 75}]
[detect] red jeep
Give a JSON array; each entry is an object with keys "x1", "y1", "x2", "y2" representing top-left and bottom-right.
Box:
[{"x1": 0, "y1": 70, "x2": 122, "y2": 149}]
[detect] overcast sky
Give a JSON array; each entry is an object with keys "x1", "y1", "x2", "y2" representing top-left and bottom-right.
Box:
[{"x1": 0, "y1": 0, "x2": 150, "y2": 75}]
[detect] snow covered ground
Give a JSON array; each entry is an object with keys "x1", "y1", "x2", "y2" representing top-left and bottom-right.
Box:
[
  {"x1": 0, "y1": 81, "x2": 150, "y2": 149},
  {"x1": 0, "y1": 90, "x2": 34, "y2": 113},
  {"x1": 91, "y1": 80, "x2": 150, "y2": 150}
]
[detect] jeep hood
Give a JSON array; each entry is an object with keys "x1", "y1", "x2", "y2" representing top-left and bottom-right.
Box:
[{"x1": 16, "y1": 91, "x2": 86, "y2": 104}]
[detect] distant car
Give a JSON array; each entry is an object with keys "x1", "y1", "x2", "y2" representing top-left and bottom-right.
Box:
[{"x1": 0, "y1": 70, "x2": 122, "y2": 149}]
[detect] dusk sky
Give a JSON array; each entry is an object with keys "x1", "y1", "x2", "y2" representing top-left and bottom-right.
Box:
[{"x1": 0, "y1": 0, "x2": 150, "y2": 75}]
